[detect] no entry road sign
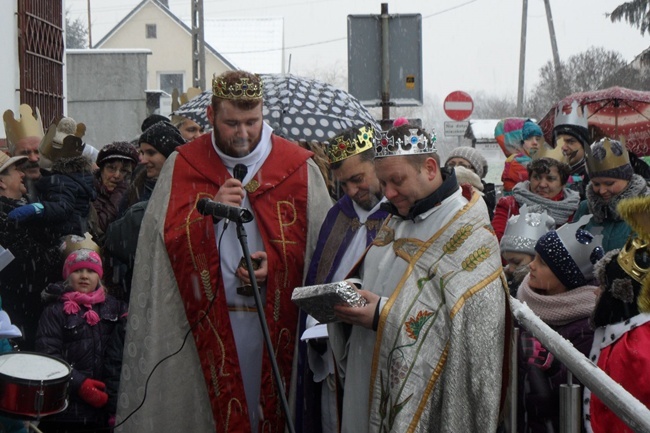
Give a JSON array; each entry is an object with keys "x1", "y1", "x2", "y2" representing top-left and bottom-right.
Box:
[{"x1": 444, "y1": 91, "x2": 474, "y2": 121}]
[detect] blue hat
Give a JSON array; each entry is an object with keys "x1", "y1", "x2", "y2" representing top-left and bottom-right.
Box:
[
  {"x1": 522, "y1": 120, "x2": 543, "y2": 141},
  {"x1": 534, "y1": 215, "x2": 604, "y2": 290}
]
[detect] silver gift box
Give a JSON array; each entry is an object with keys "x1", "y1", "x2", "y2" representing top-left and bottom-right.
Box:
[{"x1": 291, "y1": 281, "x2": 367, "y2": 324}]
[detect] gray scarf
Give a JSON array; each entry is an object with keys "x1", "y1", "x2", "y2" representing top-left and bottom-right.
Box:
[
  {"x1": 517, "y1": 274, "x2": 597, "y2": 326},
  {"x1": 586, "y1": 174, "x2": 649, "y2": 223},
  {"x1": 512, "y1": 181, "x2": 580, "y2": 226}
]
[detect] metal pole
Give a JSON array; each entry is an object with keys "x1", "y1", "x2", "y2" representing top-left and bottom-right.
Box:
[
  {"x1": 86, "y1": 0, "x2": 92, "y2": 48},
  {"x1": 380, "y1": 3, "x2": 390, "y2": 124},
  {"x1": 510, "y1": 297, "x2": 650, "y2": 432},
  {"x1": 508, "y1": 327, "x2": 519, "y2": 433},
  {"x1": 191, "y1": 0, "x2": 206, "y2": 89},
  {"x1": 543, "y1": 0, "x2": 565, "y2": 99},
  {"x1": 236, "y1": 222, "x2": 296, "y2": 433},
  {"x1": 559, "y1": 371, "x2": 581, "y2": 433},
  {"x1": 516, "y1": 0, "x2": 528, "y2": 116}
]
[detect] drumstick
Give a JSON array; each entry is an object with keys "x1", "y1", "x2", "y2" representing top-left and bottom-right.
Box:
[{"x1": 27, "y1": 422, "x2": 44, "y2": 433}]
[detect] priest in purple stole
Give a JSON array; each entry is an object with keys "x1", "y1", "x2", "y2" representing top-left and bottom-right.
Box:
[{"x1": 298, "y1": 125, "x2": 387, "y2": 433}]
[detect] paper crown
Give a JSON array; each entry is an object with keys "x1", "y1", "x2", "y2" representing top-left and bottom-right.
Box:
[
  {"x1": 324, "y1": 125, "x2": 376, "y2": 164},
  {"x1": 616, "y1": 196, "x2": 650, "y2": 285},
  {"x1": 59, "y1": 232, "x2": 100, "y2": 259},
  {"x1": 500, "y1": 205, "x2": 555, "y2": 255},
  {"x1": 212, "y1": 74, "x2": 263, "y2": 100},
  {"x1": 531, "y1": 141, "x2": 569, "y2": 164},
  {"x1": 535, "y1": 214, "x2": 604, "y2": 288},
  {"x1": 40, "y1": 117, "x2": 86, "y2": 161},
  {"x1": 554, "y1": 100, "x2": 589, "y2": 130},
  {"x1": 3, "y1": 104, "x2": 45, "y2": 147},
  {"x1": 585, "y1": 137, "x2": 630, "y2": 176},
  {"x1": 375, "y1": 128, "x2": 436, "y2": 158}
]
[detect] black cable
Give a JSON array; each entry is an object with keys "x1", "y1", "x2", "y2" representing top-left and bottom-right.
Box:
[{"x1": 111, "y1": 223, "x2": 228, "y2": 430}]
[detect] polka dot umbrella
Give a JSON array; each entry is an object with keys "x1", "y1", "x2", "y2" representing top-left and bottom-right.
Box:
[
  {"x1": 539, "y1": 86, "x2": 650, "y2": 157},
  {"x1": 172, "y1": 73, "x2": 380, "y2": 142}
]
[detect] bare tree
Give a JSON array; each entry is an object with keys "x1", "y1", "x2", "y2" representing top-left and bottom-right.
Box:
[
  {"x1": 66, "y1": 11, "x2": 88, "y2": 49},
  {"x1": 608, "y1": 0, "x2": 650, "y2": 35},
  {"x1": 525, "y1": 47, "x2": 631, "y2": 118}
]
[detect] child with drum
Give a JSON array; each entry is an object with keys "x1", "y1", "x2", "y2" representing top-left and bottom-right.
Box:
[{"x1": 35, "y1": 248, "x2": 127, "y2": 433}]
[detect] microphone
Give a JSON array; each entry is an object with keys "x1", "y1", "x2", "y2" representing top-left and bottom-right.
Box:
[
  {"x1": 233, "y1": 163, "x2": 248, "y2": 183},
  {"x1": 197, "y1": 198, "x2": 254, "y2": 223}
]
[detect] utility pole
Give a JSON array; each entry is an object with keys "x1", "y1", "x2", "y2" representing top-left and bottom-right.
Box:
[
  {"x1": 87, "y1": 0, "x2": 92, "y2": 48},
  {"x1": 543, "y1": 0, "x2": 565, "y2": 100},
  {"x1": 191, "y1": 0, "x2": 206, "y2": 89},
  {"x1": 516, "y1": 0, "x2": 528, "y2": 116},
  {"x1": 380, "y1": 3, "x2": 391, "y2": 125}
]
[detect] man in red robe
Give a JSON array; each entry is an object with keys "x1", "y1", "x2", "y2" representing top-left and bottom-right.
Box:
[{"x1": 116, "y1": 70, "x2": 331, "y2": 433}]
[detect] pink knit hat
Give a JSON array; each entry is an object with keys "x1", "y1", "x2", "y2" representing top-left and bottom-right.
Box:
[{"x1": 62, "y1": 249, "x2": 103, "y2": 280}]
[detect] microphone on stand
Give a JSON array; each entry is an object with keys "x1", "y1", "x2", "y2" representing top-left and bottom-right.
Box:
[{"x1": 197, "y1": 198, "x2": 254, "y2": 223}]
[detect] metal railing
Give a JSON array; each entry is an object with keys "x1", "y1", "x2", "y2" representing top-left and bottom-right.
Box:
[{"x1": 508, "y1": 297, "x2": 650, "y2": 433}]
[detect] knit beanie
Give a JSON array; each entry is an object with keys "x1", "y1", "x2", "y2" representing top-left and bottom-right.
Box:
[
  {"x1": 554, "y1": 124, "x2": 590, "y2": 148},
  {"x1": 139, "y1": 121, "x2": 186, "y2": 158},
  {"x1": 96, "y1": 141, "x2": 139, "y2": 168},
  {"x1": 522, "y1": 120, "x2": 543, "y2": 141},
  {"x1": 534, "y1": 219, "x2": 604, "y2": 290},
  {"x1": 141, "y1": 114, "x2": 171, "y2": 132},
  {"x1": 587, "y1": 138, "x2": 634, "y2": 180},
  {"x1": 445, "y1": 146, "x2": 488, "y2": 179},
  {"x1": 63, "y1": 248, "x2": 103, "y2": 280}
]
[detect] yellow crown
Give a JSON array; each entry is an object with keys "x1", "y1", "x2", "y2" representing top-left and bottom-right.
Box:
[
  {"x1": 59, "y1": 232, "x2": 101, "y2": 259},
  {"x1": 532, "y1": 139, "x2": 568, "y2": 164},
  {"x1": 324, "y1": 125, "x2": 376, "y2": 164},
  {"x1": 585, "y1": 137, "x2": 630, "y2": 175},
  {"x1": 212, "y1": 74, "x2": 263, "y2": 100},
  {"x1": 616, "y1": 196, "x2": 650, "y2": 288},
  {"x1": 3, "y1": 104, "x2": 45, "y2": 147}
]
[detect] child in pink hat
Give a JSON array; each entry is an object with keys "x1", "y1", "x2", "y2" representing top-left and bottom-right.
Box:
[{"x1": 35, "y1": 249, "x2": 127, "y2": 432}]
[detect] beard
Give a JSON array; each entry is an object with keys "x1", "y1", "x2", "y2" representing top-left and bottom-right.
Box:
[
  {"x1": 354, "y1": 189, "x2": 382, "y2": 211},
  {"x1": 213, "y1": 126, "x2": 262, "y2": 158}
]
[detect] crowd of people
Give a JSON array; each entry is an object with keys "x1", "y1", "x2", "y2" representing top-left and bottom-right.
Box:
[{"x1": 0, "y1": 69, "x2": 649, "y2": 433}]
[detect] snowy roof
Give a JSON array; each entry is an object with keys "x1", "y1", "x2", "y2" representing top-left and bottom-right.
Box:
[
  {"x1": 465, "y1": 119, "x2": 500, "y2": 142},
  {"x1": 199, "y1": 17, "x2": 284, "y2": 74}
]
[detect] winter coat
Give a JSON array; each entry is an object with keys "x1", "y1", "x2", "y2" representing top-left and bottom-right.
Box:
[
  {"x1": 35, "y1": 156, "x2": 97, "y2": 237},
  {"x1": 119, "y1": 167, "x2": 156, "y2": 215},
  {"x1": 573, "y1": 174, "x2": 650, "y2": 253},
  {"x1": 501, "y1": 152, "x2": 531, "y2": 193},
  {"x1": 102, "y1": 316, "x2": 126, "y2": 415},
  {"x1": 518, "y1": 317, "x2": 593, "y2": 433},
  {"x1": 35, "y1": 283, "x2": 127, "y2": 425},
  {"x1": 0, "y1": 196, "x2": 63, "y2": 351}
]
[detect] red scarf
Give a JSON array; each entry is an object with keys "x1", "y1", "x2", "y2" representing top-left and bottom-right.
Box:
[{"x1": 62, "y1": 287, "x2": 106, "y2": 326}]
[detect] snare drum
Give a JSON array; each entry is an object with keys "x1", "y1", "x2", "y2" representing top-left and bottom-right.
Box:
[{"x1": 0, "y1": 352, "x2": 71, "y2": 419}]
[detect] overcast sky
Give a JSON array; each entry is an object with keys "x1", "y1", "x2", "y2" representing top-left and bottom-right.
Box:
[{"x1": 65, "y1": 0, "x2": 648, "y2": 106}]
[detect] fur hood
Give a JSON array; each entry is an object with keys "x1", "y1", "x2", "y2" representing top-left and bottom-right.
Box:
[{"x1": 51, "y1": 155, "x2": 93, "y2": 175}]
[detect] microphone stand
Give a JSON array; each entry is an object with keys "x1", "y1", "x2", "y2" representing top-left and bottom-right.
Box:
[{"x1": 235, "y1": 220, "x2": 296, "y2": 433}]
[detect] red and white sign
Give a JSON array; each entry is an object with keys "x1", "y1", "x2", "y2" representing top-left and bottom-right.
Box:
[{"x1": 444, "y1": 91, "x2": 474, "y2": 121}]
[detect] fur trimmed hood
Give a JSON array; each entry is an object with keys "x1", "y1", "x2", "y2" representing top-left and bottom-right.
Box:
[{"x1": 51, "y1": 155, "x2": 93, "y2": 175}]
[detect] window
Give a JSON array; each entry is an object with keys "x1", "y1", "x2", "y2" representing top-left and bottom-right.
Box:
[
  {"x1": 146, "y1": 24, "x2": 157, "y2": 39},
  {"x1": 159, "y1": 73, "x2": 183, "y2": 95}
]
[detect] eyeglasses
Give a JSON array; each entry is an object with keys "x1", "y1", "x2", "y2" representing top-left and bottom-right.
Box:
[
  {"x1": 103, "y1": 163, "x2": 133, "y2": 177},
  {"x1": 446, "y1": 161, "x2": 474, "y2": 171}
]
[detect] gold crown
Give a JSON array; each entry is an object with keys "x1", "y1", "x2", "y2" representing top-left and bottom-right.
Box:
[
  {"x1": 532, "y1": 139, "x2": 568, "y2": 164},
  {"x1": 324, "y1": 125, "x2": 376, "y2": 164},
  {"x1": 59, "y1": 232, "x2": 101, "y2": 259},
  {"x1": 3, "y1": 104, "x2": 45, "y2": 147},
  {"x1": 212, "y1": 74, "x2": 263, "y2": 100},
  {"x1": 585, "y1": 137, "x2": 630, "y2": 175},
  {"x1": 171, "y1": 87, "x2": 203, "y2": 124},
  {"x1": 375, "y1": 128, "x2": 437, "y2": 158},
  {"x1": 40, "y1": 117, "x2": 87, "y2": 161},
  {"x1": 616, "y1": 196, "x2": 650, "y2": 287}
]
